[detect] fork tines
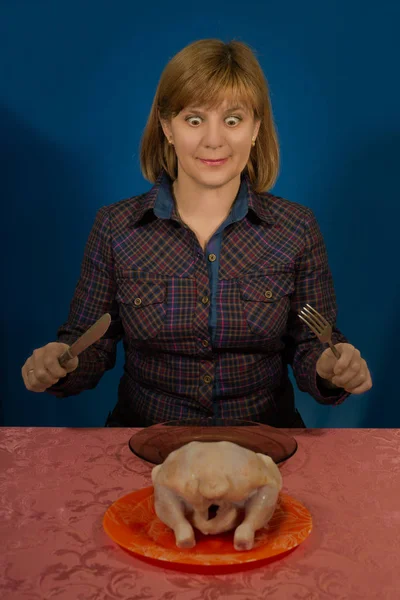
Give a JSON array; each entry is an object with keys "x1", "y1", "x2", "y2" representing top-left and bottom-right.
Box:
[{"x1": 298, "y1": 304, "x2": 328, "y2": 334}]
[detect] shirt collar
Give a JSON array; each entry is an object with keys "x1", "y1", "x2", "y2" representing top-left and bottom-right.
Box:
[{"x1": 130, "y1": 169, "x2": 275, "y2": 226}]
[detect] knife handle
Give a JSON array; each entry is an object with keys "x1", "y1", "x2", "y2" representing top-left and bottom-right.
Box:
[{"x1": 58, "y1": 348, "x2": 75, "y2": 368}]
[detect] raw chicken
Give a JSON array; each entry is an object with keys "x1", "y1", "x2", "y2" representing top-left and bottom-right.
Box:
[{"x1": 151, "y1": 440, "x2": 282, "y2": 551}]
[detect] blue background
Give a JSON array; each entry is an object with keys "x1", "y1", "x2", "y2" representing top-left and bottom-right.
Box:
[{"x1": 1, "y1": 0, "x2": 398, "y2": 427}]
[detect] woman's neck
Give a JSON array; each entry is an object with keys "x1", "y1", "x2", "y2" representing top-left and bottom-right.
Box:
[{"x1": 172, "y1": 173, "x2": 241, "y2": 222}]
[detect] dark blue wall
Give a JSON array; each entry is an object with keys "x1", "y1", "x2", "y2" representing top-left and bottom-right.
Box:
[{"x1": 1, "y1": 1, "x2": 399, "y2": 426}]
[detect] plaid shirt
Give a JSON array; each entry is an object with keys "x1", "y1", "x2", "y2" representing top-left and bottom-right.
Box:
[{"x1": 48, "y1": 169, "x2": 349, "y2": 424}]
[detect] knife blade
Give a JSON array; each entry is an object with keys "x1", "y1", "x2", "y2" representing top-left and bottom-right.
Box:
[{"x1": 58, "y1": 313, "x2": 112, "y2": 367}]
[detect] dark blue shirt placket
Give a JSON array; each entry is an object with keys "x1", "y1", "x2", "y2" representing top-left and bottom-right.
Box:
[{"x1": 204, "y1": 182, "x2": 248, "y2": 416}]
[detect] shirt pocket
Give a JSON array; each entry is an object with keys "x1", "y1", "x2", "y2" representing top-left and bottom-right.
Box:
[
  {"x1": 116, "y1": 279, "x2": 167, "y2": 339},
  {"x1": 239, "y1": 273, "x2": 294, "y2": 339}
]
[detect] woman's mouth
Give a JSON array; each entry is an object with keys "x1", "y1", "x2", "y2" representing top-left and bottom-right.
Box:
[{"x1": 198, "y1": 158, "x2": 229, "y2": 166}]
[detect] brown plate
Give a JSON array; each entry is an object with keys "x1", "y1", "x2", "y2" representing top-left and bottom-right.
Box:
[{"x1": 128, "y1": 418, "x2": 297, "y2": 465}]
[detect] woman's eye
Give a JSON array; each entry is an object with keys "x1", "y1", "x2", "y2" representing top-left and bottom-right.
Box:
[
  {"x1": 225, "y1": 116, "x2": 241, "y2": 126},
  {"x1": 186, "y1": 116, "x2": 203, "y2": 126}
]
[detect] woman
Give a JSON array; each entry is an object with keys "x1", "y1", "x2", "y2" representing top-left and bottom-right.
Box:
[{"x1": 21, "y1": 39, "x2": 372, "y2": 427}]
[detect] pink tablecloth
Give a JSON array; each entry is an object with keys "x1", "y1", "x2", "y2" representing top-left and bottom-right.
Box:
[{"x1": 0, "y1": 427, "x2": 399, "y2": 600}]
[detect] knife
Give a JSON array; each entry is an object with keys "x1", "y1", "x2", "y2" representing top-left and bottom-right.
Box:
[{"x1": 58, "y1": 313, "x2": 112, "y2": 367}]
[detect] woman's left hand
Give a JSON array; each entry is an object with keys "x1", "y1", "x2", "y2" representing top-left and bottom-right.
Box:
[{"x1": 316, "y1": 343, "x2": 372, "y2": 394}]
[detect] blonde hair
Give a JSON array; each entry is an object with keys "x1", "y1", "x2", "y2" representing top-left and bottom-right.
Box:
[{"x1": 140, "y1": 39, "x2": 279, "y2": 193}]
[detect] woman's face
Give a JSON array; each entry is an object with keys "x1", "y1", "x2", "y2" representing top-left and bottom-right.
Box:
[{"x1": 161, "y1": 99, "x2": 260, "y2": 189}]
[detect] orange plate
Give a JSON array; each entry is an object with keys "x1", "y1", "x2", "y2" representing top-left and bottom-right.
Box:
[{"x1": 103, "y1": 486, "x2": 312, "y2": 567}]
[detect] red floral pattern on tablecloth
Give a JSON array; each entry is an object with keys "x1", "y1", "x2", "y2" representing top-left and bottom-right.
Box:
[{"x1": 1, "y1": 427, "x2": 399, "y2": 599}]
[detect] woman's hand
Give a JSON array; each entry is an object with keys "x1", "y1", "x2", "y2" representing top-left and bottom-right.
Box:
[
  {"x1": 316, "y1": 343, "x2": 372, "y2": 394},
  {"x1": 22, "y1": 342, "x2": 79, "y2": 392}
]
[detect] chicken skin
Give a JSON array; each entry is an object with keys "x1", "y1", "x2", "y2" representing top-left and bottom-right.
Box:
[{"x1": 151, "y1": 441, "x2": 282, "y2": 551}]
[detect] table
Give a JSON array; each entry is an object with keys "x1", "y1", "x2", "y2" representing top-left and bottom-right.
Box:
[{"x1": 1, "y1": 427, "x2": 399, "y2": 599}]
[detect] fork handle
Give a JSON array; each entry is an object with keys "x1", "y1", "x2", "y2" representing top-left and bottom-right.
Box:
[{"x1": 328, "y1": 342, "x2": 341, "y2": 360}]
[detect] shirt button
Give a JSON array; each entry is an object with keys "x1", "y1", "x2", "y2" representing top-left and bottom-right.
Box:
[
  {"x1": 203, "y1": 375, "x2": 212, "y2": 384},
  {"x1": 208, "y1": 253, "x2": 217, "y2": 262},
  {"x1": 264, "y1": 290, "x2": 273, "y2": 299},
  {"x1": 134, "y1": 297, "x2": 142, "y2": 306},
  {"x1": 201, "y1": 340, "x2": 209, "y2": 347},
  {"x1": 201, "y1": 296, "x2": 209, "y2": 305}
]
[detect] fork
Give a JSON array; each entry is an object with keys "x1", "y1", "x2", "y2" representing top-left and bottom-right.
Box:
[{"x1": 298, "y1": 304, "x2": 341, "y2": 359}]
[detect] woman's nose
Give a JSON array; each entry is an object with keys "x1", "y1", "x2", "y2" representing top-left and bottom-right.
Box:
[{"x1": 202, "y1": 123, "x2": 225, "y2": 149}]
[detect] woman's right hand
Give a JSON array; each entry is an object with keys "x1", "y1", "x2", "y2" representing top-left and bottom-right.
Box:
[{"x1": 22, "y1": 343, "x2": 79, "y2": 392}]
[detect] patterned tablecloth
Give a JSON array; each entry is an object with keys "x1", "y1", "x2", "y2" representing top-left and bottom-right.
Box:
[{"x1": 1, "y1": 427, "x2": 399, "y2": 599}]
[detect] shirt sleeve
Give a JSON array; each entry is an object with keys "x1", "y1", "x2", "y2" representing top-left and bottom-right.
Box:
[
  {"x1": 46, "y1": 206, "x2": 123, "y2": 398},
  {"x1": 283, "y1": 207, "x2": 350, "y2": 406}
]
